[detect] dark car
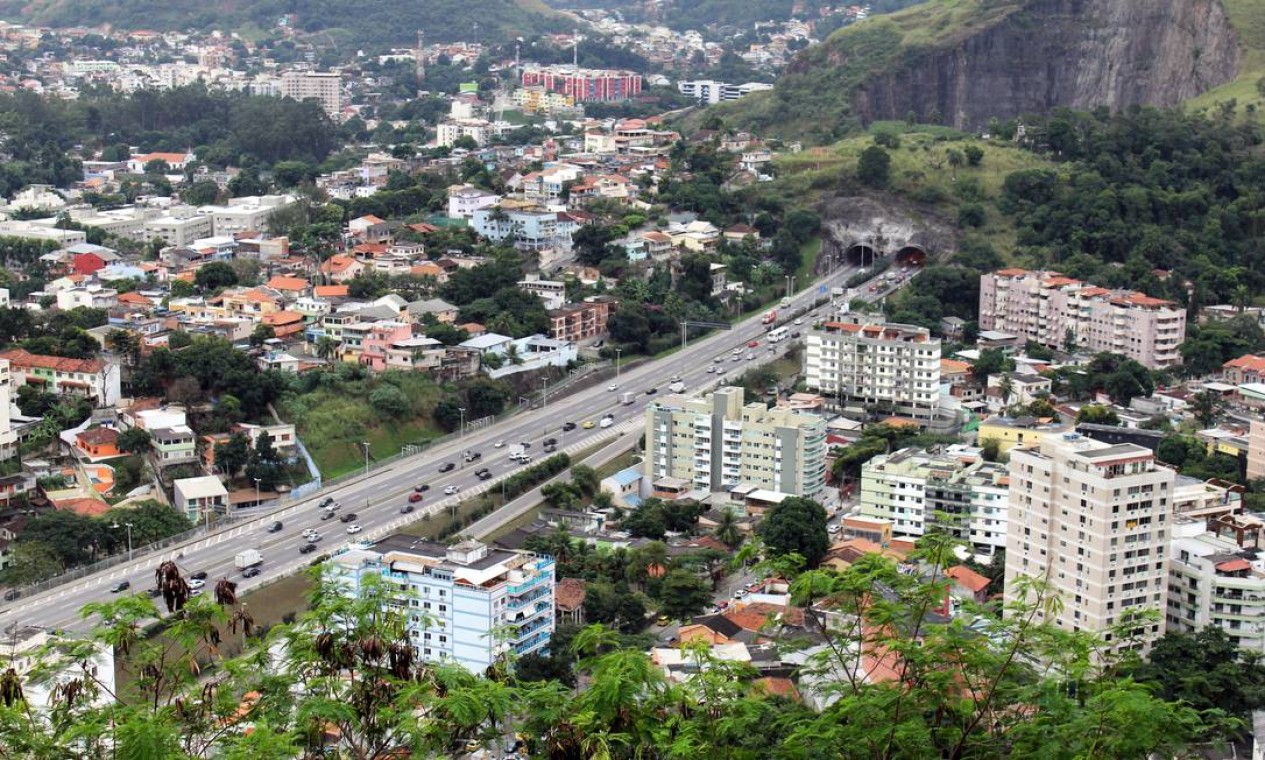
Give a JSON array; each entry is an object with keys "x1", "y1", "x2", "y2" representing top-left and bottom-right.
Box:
[
  {"x1": 3, "y1": 589, "x2": 22, "y2": 602},
  {"x1": 340, "y1": 512, "x2": 358, "y2": 523},
  {"x1": 562, "y1": 422, "x2": 576, "y2": 432},
  {"x1": 267, "y1": 521, "x2": 284, "y2": 533},
  {"x1": 408, "y1": 492, "x2": 423, "y2": 503},
  {"x1": 543, "y1": 437, "x2": 558, "y2": 447},
  {"x1": 475, "y1": 468, "x2": 492, "y2": 480},
  {"x1": 299, "y1": 543, "x2": 317, "y2": 555},
  {"x1": 242, "y1": 567, "x2": 261, "y2": 579},
  {"x1": 147, "y1": 587, "x2": 162, "y2": 598},
  {"x1": 320, "y1": 511, "x2": 334, "y2": 521},
  {"x1": 645, "y1": 387, "x2": 657, "y2": 395},
  {"x1": 189, "y1": 570, "x2": 209, "y2": 581},
  {"x1": 414, "y1": 484, "x2": 430, "y2": 493},
  {"x1": 110, "y1": 581, "x2": 131, "y2": 593},
  {"x1": 318, "y1": 497, "x2": 334, "y2": 508},
  {"x1": 400, "y1": 504, "x2": 416, "y2": 514},
  {"x1": 519, "y1": 441, "x2": 531, "y2": 449},
  {"x1": 464, "y1": 451, "x2": 482, "y2": 462},
  {"x1": 439, "y1": 462, "x2": 455, "y2": 473}
]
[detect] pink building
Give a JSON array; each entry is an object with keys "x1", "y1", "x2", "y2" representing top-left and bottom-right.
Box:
[
  {"x1": 521, "y1": 66, "x2": 642, "y2": 102},
  {"x1": 355, "y1": 322, "x2": 415, "y2": 372},
  {"x1": 978, "y1": 269, "x2": 1185, "y2": 369}
]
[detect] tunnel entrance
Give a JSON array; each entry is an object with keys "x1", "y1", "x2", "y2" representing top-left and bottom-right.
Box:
[
  {"x1": 895, "y1": 245, "x2": 927, "y2": 268},
  {"x1": 846, "y1": 244, "x2": 878, "y2": 267}
]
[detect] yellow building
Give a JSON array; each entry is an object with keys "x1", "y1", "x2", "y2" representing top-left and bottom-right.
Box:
[{"x1": 976, "y1": 415, "x2": 1072, "y2": 455}]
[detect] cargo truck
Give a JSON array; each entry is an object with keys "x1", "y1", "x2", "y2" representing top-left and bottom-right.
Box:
[
  {"x1": 620, "y1": 392, "x2": 636, "y2": 405},
  {"x1": 235, "y1": 549, "x2": 263, "y2": 570}
]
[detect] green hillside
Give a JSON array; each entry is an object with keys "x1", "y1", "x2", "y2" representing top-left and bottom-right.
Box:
[
  {"x1": 0, "y1": 0, "x2": 566, "y2": 46},
  {"x1": 1187, "y1": 0, "x2": 1265, "y2": 113}
]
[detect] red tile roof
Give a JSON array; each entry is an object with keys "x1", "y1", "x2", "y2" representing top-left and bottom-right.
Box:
[
  {"x1": 76, "y1": 427, "x2": 118, "y2": 446},
  {"x1": 946, "y1": 565, "x2": 991, "y2": 594},
  {"x1": 56, "y1": 497, "x2": 111, "y2": 517},
  {"x1": 555, "y1": 578, "x2": 587, "y2": 612},
  {"x1": 1224, "y1": 354, "x2": 1265, "y2": 373},
  {"x1": 1216, "y1": 558, "x2": 1252, "y2": 573},
  {"x1": 265, "y1": 275, "x2": 309, "y2": 292},
  {"x1": 313, "y1": 285, "x2": 349, "y2": 298},
  {"x1": 0, "y1": 348, "x2": 104, "y2": 374}
]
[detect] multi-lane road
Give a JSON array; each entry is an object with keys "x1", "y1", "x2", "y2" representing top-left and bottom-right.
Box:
[{"x1": 1, "y1": 260, "x2": 875, "y2": 635}]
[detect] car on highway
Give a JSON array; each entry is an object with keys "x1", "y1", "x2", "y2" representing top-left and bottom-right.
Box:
[
  {"x1": 267, "y1": 521, "x2": 284, "y2": 533},
  {"x1": 323, "y1": 501, "x2": 340, "y2": 512},
  {"x1": 110, "y1": 581, "x2": 131, "y2": 593},
  {"x1": 746, "y1": 352, "x2": 755, "y2": 361},
  {"x1": 320, "y1": 511, "x2": 334, "y2": 521},
  {"x1": 408, "y1": 492, "x2": 424, "y2": 503},
  {"x1": 734, "y1": 589, "x2": 749, "y2": 599},
  {"x1": 464, "y1": 451, "x2": 481, "y2": 463},
  {"x1": 414, "y1": 484, "x2": 430, "y2": 493},
  {"x1": 562, "y1": 422, "x2": 576, "y2": 432},
  {"x1": 3, "y1": 589, "x2": 20, "y2": 602},
  {"x1": 731, "y1": 347, "x2": 742, "y2": 355},
  {"x1": 493, "y1": 440, "x2": 505, "y2": 448},
  {"x1": 706, "y1": 365, "x2": 715, "y2": 373},
  {"x1": 607, "y1": 383, "x2": 618, "y2": 392},
  {"x1": 299, "y1": 543, "x2": 317, "y2": 555},
  {"x1": 582, "y1": 420, "x2": 595, "y2": 429},
  {"x1": 340, "y1": 512, "x2": 358, "y2": 523},
  {"x1": 439, "y1": 462, "x2": 455, "y2": 473},
  {"x1": 793, "y1": 317, "x2": 803, "y2": 325},
  {"x1": 346, "y1": 524, "x2": 363, "y2": 535},
  {"x1": 303, "y1": 530, "x2": 322, "y2": 542},
  {"x1": 242, "y1": 567, "x2": 261, "y2": 579},
  {"x1": 147, "y1": 587, "x2": 162, "y2": 598},
  {"x1": 670, "y1": 374, "x2": 682, "y2": 383},
  {"x1": 747, "y1": 340, "x2": 760, "y2": 348},
  {"x1": 475, "y1": 468, "x2": 492, "y2": 480},
  {"x1": 791, "y1": 331, "x2": 801, "y2": 339},
  {"x1": 714, "y1": 356, "x2": 725, "y2": 364},
  {"x1": 519, "y1": 441, "x2": 531, "y2": 449},
  {"x1": 543, "y1": 437, "x2": 557, "y2": 447},
  {"x1": 731, "y1": 354, "x2": 741, "y2": 362},
  {"x1": 190, "y1": 570, "x2": 209, "y2": 581},
  {"x1": 444, "y1": 485, "x2": 460, "y2": 495},
  {"x1": 645, "y1": 387, "x2": 657, "y2": 395},
  {"x1": 189, "y1": 578, "x2": 206, "y2": 590},
  {"x1": 400, "y1": 504, "x2": 415, "y2": 514}
]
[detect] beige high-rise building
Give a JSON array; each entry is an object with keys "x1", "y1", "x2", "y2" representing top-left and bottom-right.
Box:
[
  {"x1": 1004, "y1": 433, "x2": 1175, "y2": 654},
  {"x1": 0, "y1": 359, "x2": 16, "y2": 462},
  {"x1": 644, "y1": 386, "x2": 827, "y2": 499},
  {"x1": 803, "y1": 314, "x2": 941, "y2": 420},
  {"x1": 280, "y1": 70, "x2": 342, "y2": 117}
]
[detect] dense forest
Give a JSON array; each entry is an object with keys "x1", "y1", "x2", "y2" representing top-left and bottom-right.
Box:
[
  {"x1": 0, "y1": 0, "x2": 566, "y2": 48},
  {"x1": 0, "y1": 86, "x2": 338, "y2": 197}
]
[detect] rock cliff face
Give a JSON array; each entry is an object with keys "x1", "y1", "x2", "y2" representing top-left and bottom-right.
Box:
[{"x1": 845, "y1": 0, "x2": 1239, "y2": 129}]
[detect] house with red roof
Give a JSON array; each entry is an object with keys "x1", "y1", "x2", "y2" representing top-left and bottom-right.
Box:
[
  {"x1": 348, "y1": 214, "x2": 391, "y2": 243},
  {"x1": 0, "y1": 348, "x2": 120, "y2": 406},
  {"x1": 319, "y1": 255, "x2": 365, "y2": 283},
  {"x1": 264, "y1": 275, "x2": 310, "y2": 298},
  {"x1": 945, "y1": 565, "x2": 992, "y2": 604}
]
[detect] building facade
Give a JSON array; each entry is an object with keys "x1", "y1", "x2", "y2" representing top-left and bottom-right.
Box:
[
  {"x1": 1004, "y1": 434, "x2": 1175, "y2": 654},
  {"x1": 804, "y1": 314, "x2": 941, "y2": 420},
  {"x1": 521, "y1": 66, "x2": 642, "y2": 102},
  {"x1": 330, "y1": 537, "x2": 555, "y2": 672},
  {"x1": 0, "y1": 349, "x2": 121, "y2": 407},
  {"x1": 644, "y1": 386, "x2": 827, "y2": 499},
  {"x1": 1167, "y1": 512, "x2": 1265, "y2": 650},
  {"x1": 860, "y1": 445, "x2": 1009, "y2": 555},
  {"x1": 548, "y1": 296, "x2": 617, "y2": 343},
  {"x1": 978, "y1": 269, "x2": 1186, "y2": 369},
  {"x1": 280, "y1": 70, "x2": 341, "y2": 116}
]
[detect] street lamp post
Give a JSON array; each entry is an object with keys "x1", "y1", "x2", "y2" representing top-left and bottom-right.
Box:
[
  {"x1": 113, "y1": 521, "x2": 134, "y2": 562},
  {"x1": 362, "y1": 441, "x2": 371, "y2": 475},
  {"x1": 253, "y1": 477, "x2": 261, "y2": 505},
  {"x1": 458, "y1": 407, "x2": 466, "y2": 438},
  {"x1": 615, "y1": 347, "x2": 622, "y2": 381},
  {"x1": 540, "y1": 377, "x2": 548, "y2": 408}
]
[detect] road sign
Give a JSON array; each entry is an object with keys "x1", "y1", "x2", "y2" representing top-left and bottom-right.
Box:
[{"x1": 818, "y1": 284, "x2": 828, "y2": 294}]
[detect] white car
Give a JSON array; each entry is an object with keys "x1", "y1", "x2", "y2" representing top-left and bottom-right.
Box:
[
  {"x1": 706, "y1": 365, "x2": 715, "y2": 373},
  {"x1": 746, "y1": 352, "x2": 755, "y2": 360},
  {"x1": 793, "y1": 317, "x2": 803, "y2": 325},
  {"x1": 189, "y1": 578, "x2": 205, "y2": 590},
  {"x1": 731, "y1": 354, "x2": 741, "y2": 362},
  {"x1": 444, "y1": 485, "x2": 460, "y2": 495},
  {"x1": 346, "y1": 524, "x2": 363, "y2": 535},
  {"x1": 713, "y1": 356, "x2": 725, "y2": 364},
  {"x1": 493, "y1": 440, "x2": 505, "y2": 448},
  {"x1": 607, "y1": 383, "x2": 618, "y2": 392}
]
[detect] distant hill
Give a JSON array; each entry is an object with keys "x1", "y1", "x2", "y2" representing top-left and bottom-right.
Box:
[
  {"x1": 705, "y1": 0, "x2": 1240, "y2": 143},
  {"x1": 0, "y1": 0, "x2": 567, "y2": 47},
  {"x1": 543, "y1": 0, "x2": 926, "y2": 32}
]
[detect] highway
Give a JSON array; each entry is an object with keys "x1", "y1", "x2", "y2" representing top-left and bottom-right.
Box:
[{"x1": 1, "y1": 260, "x2": 873, "y2": 635}]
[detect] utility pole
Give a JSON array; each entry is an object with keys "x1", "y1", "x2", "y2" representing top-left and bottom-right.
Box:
[
  {"x1": 615, "y1": 347, "x2": 622, "y2": 381},
  {"x1": 362, "y1": 441, "x2": 371, "y2": 475}
]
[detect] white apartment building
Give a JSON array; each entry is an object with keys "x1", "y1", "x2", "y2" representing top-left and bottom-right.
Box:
[
  {"x1": 437, "y1": 119, "x2": 494, "y2": 148},
  {"x1": 645, "y1": 386, "x2": 827, "y2": 499},
  {"x1": 330, "y1": 537, "x2": 556, "y2": 672},
  {"x1": 804, "y1": 314, "x2": 941, "y2": 420},
  {"x1": 860, "y1": 445, "x2": 1009, "y2": 555},
  {"x1": 55, "y1": 284, "x2": 118, "y2": 311},
  {"x1": 204, "y1": 194, "x2": 296, "y2": 236},
  {"x1": 979, "y1": 269, "x2": 1186, "y2": 369},
  {"x1": 0, "y1": 360, "x2": 18, "y2": 462},
  {"x1": 1168, "y1": 512, "x2": 1265, "y2": 651},
  {"x1": 1004, "y1": 434, "x2": 1175, "y2": 654},
  {"x1": 447, "y1": 184, "x2": 502, "y2": 220},
  {"x1": 676, "y1": 79, "x2": 773, "y2": 104},
  {"x1": 280, "y1": 70, "x2": 341, "y2": 117},
  {"x1": 143, "y1": 213, "x2": 213, "y2": 247}
]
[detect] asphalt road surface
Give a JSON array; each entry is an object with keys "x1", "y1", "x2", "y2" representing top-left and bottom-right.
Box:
[{"x1": 1, "y1": 261, "x2": 884, "y2": 635}]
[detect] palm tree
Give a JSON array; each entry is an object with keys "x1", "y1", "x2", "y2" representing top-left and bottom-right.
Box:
[
  {"x1": 997, "y1": 372, "x2": 1016, "y2": 409},
  {"x1": 315, "y1": 335, "x2": 339, "y2": 361},
  {"x1": 505, "y1": 343, "x2": 523, "y2": 366},
  {"x1": 712, "y1": 507, "x2": 742, "y2": 549}
]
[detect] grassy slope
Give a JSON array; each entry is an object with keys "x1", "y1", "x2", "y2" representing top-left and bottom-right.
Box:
[
  {"x1": 764, "y1": 123, "x2": 1056, "y2": 256},
  {"x1": 1186, "y1": 0, "x2": 1265, "y2": 113}
]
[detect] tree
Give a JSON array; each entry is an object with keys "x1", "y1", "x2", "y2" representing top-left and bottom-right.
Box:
[
  {"x1": 0, "y1": 542, "x2": 62, "y2": 585},
  {"x1": 1077, "y1": 404, "x2": 1121, "y2": 426},
  {"x1": 180, "y1": 180, "x2": 221, "y2": 206},
  {"x1": 1130, "y1": 626, "x2": 1265, "y2": 722},
  {"x1": 572, "y1": 223, "x2": 619, "y2": 266},
  {"x1": 105, "y1": 328, "x2": 141, "y2": 365},
  {"x1": 946, "y1": 148, "x2": 964, "y2": 180},
  {"x1": 1189, "y1": 390, "x2": 1223, "y2": 428},
  {"x1": 368, "y1": 383, "x2": 409, "y2": 419},
  {"x1": 656, "y1": 569, "x2": 712, "y2": 621},
  {"x1": 248, "y1": 323, "x2": 275, "y2": 348},
  {"x1": 194, "y1": 261, "x2": 238, "y2": 291},
  {"x1": 117, "y1": 427, "x2": 152, "y2": 454},
  {"x1": 856, "y1": 146, "x2": 891, "y2": 188},
  {"x1": 758, "y1": 497, "x2": 829, "y2": 567},
  {"x1": 963, "y1": 144, "x2": 984, "y2": 166},
  {"x1": 315, "y1": 335, "x2": 340, "y2": 360},
  {"x1": 971, "y1": 348, "x2": 1015, "y2": 379},
  {"x1": 213, "y1": 432, "x2": 250, "y2": 477}
]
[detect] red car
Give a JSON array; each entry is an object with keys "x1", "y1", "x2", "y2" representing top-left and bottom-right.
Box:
[
  {"x1": 747, "y1": 340, "x2": 760, "y2": 348},
  {"x1": 408, "y1": 492, "x2": 423, "y2": 503}
]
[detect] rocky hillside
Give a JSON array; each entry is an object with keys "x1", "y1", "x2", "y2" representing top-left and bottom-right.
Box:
[{"x1": 712, "y1": 0, "x2": 1240, "y2": 142}]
